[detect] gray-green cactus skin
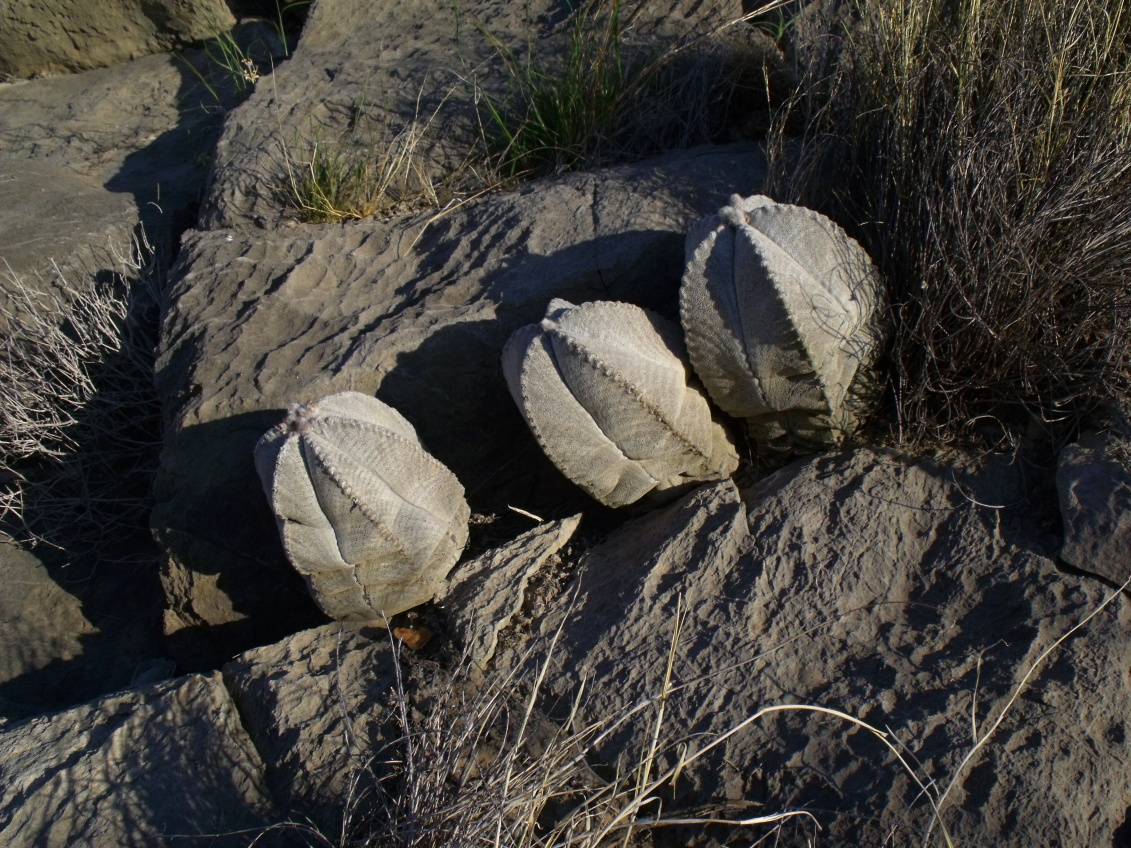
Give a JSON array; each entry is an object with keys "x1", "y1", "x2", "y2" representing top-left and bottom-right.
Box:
[
  {"x1": 502, "y1": 299, "x2": 738, "y2": 508},
  {"x1": 253, "y1": 391, "x2": 470, "y2": 623},
  {"x1": 680, "y1": 194, "x2": 888, "y2": 457}
]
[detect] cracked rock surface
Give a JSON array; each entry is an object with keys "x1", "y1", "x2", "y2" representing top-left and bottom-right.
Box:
[{"x1": 493, "y1": 449, "x2": 1131, "y2": 846}]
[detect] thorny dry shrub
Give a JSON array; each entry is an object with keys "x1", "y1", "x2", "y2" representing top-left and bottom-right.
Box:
[
  {"x1": 766, "y1": 0, "x2": 1131, "y2": 451},
  {"x1": 0, "y1": 238, "x2": 163, "y2": 557}
]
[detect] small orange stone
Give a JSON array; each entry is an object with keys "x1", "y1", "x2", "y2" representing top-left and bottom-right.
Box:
[{"x1": 393, "y1": 625, "x2": 434, "y2": 651}]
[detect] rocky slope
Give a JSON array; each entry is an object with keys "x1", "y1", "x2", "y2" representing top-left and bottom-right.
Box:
[{"x1": 1, "y1": 2, "x2": 1128, "y2": 846}]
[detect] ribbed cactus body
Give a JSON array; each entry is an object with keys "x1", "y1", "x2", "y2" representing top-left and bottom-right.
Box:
[
  {"x1": 681, "y1": 194, "x2": 888, "y2": 456},
  {"x1": 254, "y1": 391, "x2": 470, "y2": 623},
  {"x1": 502, "y1": 299, "x2": 738, "y2": 508}
]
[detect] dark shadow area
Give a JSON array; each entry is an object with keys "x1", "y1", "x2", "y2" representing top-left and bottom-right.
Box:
[
  {"x1": 0, "y1": 538, "x2": 169, "y2": 723},
  {"x1": 152, "y1": 410, "x2": 328, "y2": 672},
  {"x1": 0, "y1": 258, "x2": 170, "y2": 722},
  {"x1": 1114, "y1": 807, "x2": 1131, "y2": 848},
  {"x1": 103, "y1": 45, "x2": 251, "y2": 256}
]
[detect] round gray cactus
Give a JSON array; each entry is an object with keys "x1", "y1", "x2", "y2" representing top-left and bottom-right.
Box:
[
  {"x1": 253, "y1": 391, "x2": 470, "y2": 624},
  {"x1": 502, "y1": 298, "x2": 738, "y2": 508},
  {"x1": 680, "y1": 194, "x2": 888, "y2": 456}
]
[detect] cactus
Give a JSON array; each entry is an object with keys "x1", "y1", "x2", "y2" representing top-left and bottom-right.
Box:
[
  {"x1": 253, "y1": 391, "x2": 470, "y2": 623},
  {"x1": 680, "y1": 194, "x2": 888, "y2": 457},
  {"x1": 502, "y1": 299, "x2": 738, "y2": 508}
]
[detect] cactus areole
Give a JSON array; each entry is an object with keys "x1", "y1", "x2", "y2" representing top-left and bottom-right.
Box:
[
  {"x1": 254, "y1": 391, "x2": 470, "y2": 624},
  {"x1": 502, "y1": 299, "x2": 738, "y2": 508},
  {"x1": 680, "y1": 194, "x2": 889, "y2": 457}
]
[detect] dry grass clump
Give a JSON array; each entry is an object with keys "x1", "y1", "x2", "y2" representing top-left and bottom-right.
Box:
[
  {"x1": 285, "y1": 113, "x2": 452, "y2": 224},
  {"x1": 281, "y1": 617, "x2": 814, "y2": 848},
  {"x1": 473, "y1": 0, "x2": 794, "y2": 182},
  {"x1": 0, "y1": 238, "x2": 163, "y2": 556},
  {"x1": 766, "y1": 0, "x2": 1131, "y2": 450}
]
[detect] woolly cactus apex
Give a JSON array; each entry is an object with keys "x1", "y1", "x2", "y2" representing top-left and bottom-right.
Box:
[
  {"x1": 502, "y1": 299, "x2": 738, "y2": 508},
  {"x1": 253, "y1": 391, "x2": 470, "y2": 624},
  {"x1": 681, "y1": 194, "x2": 889, "y2": 456}
]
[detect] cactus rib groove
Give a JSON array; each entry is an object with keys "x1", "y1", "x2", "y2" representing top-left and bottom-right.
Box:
[
  {"x1": 254, "y1": 391, "x2": 470, "y2": 624},
  {"x1": 502, "y1": 299, "x2": 738, "y2": 508},
  {"x1": 680, "y1": 194, "x2": 889, "y2": 457}
]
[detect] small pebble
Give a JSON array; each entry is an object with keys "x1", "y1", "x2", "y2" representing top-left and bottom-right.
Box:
[{"x1": 393, "y1": 625, "x2": 434, "y2": 651}]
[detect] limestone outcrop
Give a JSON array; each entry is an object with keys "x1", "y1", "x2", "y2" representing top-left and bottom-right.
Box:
[
  {"x1": 491, "y1": 449, "x2": 1131, "y2": 846},
  {"x1": 1, "y1": 2, "x2": 1127, "y2": 846},
  {"x1": 0, "y1": 0, "x2": 235, "y2": 79},
  {"x1": 152, "y1": 144, "x2": 769, "y2": 666}
]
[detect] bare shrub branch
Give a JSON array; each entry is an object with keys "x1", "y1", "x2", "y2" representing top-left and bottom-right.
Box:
[{"x1": 0, "y1": 236, "x2": 163, "y2": 556}]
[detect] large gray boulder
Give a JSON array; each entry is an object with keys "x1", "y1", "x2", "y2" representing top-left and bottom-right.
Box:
[
  {"x1": 0, "y1": 672, "x2": 277, "y2": 847},
  {"x1": 221, "y1": 623, "x2": 402, "y2": 834},
  {"x1": 440, "y1": 514, "x2": 582, "y2": 668},
  {"x1": 0, "y1": 51, "x2": 235, "y2": 257},
  {"x1": 491, "y1": 449, "x2": 1131, "y2": 846},
  {"x1": 0, "y1": 538, "x2": 94, "y2": 721},
  {"x1": 197, "y1": 0, "x2": 558, "y2": 229},
  {"x1": 0, "y1": 0, "x2": 235, "y2": 80},
  {"x1": 0, "y1": 159, "x2": 139, "y2": 329},
  {"x1": 0, "y1": 533, "x2": 173, "y2": 724},
  {"x1": 152, "y1": 143, "x2": 769, "y2": 666},
  {"x1": 1057, "y1": 431, "x2": 1131, "y2": 586}
]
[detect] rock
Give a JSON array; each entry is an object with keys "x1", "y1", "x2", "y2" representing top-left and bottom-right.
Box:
[
  {"x1": 197, "y1": 0, "x2": 559, "y2": 229},
  {"x1": 152, "y1": 143, "x2": 768, "y2": 667},
  {"x1": 0, "y1": 51, "x2": 234, "y2": 256},
  {"x1": 221, "y1": 623, "x2": 402, "y2": 833},
  {"x1": 0, "y1": 533, "x2": 170, "y2": 724},
  {"x1": 493, "y1": 450, "x2": 1131, "y2": 846},
  {"x1": 502, "y1": 299, "x2": 738, "y2": 508},
  {"x1": 440, "y1": 514, "x2": 581, "y2": 667},
  {"x1": 0, "y1": 0, "x2": 235, "y2": 80},
  {"x1": 0, "y1": 159, "x2": 140, "y2": 330},
  {"x1": 1057, "y1": 431, "x2": 1131, "y2": 585},
  {"x1": 0, "y1": 672, "x2": 277, "y2": 847},
  {"x1": 0, "y1": 538, "x2": 94, "y2": 720}
]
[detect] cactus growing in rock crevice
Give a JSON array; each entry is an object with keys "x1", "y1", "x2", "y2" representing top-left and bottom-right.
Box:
[
  {"x1": 254, "y1": 391, "x2": 469, "y2": 623},
  {"x1": 680, "y1": 194, "x2": 888, "y2": 457},
  {"x1": 502, "y1": 298, "x2": 738, "y2": 508}
]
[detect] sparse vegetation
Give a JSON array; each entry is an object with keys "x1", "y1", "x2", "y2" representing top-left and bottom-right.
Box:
[
  {"x1": 472, "y1": 0, "x2": 793, "y2": 181},
  {"x1": 0, "y1": 237, "x2": 163, "y2": 557},
  {"x1": 256, "y1": 572, "x2": 1131, "y2": 848},
  {"x1": 766, "y1": 0, "x2": 1131, "y2": 450},
  {"x1": 284, "y1": 110, "x2": 451, "y2": 224},
  {"x1": 268, "y1": 608, "x2": 819, "y2": 848},
  {"x1": 284, "y1": 0, "x2": 794, "y2": 222},
  {"x1": 184, "y1": 0, "x2": 311, "y2": 106}
]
